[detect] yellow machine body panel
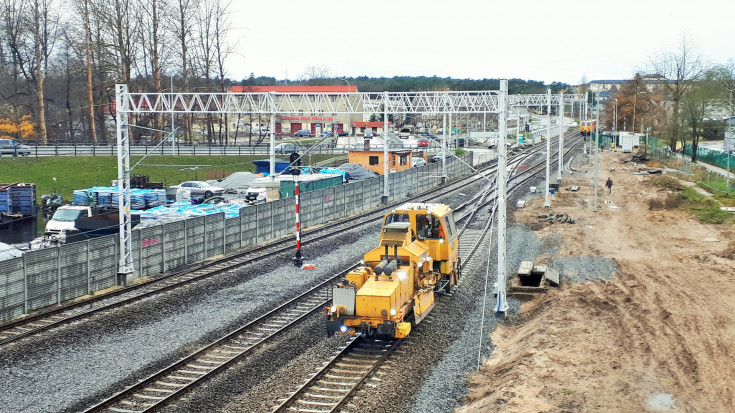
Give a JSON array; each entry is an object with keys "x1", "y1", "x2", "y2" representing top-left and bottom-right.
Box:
[
  {"x1": 356, "y1": 277, "x2": 400, "y2": 319},
  {"x1": 395, "y1": 322, "x2": 411, "y2": 338},
  {"x1": 414, "y1": 290, "x2": 435, "y2": 318},
  {"x1": 327, "y1": 202, "x2": 460, "y2": 339}
]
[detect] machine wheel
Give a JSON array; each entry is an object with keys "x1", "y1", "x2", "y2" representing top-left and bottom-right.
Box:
[{"x1": 204, "y1": 190, "x2": 213, "y2": 198}]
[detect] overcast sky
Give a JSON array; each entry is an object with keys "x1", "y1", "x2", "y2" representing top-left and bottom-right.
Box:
[{"x1": 227, "y1": 0, "x2": 734, "y2": 85}]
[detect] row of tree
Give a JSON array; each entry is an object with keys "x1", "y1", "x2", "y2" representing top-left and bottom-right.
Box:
[
  {"x1": 0, "y1": 0, "x2": 577, "y2": 148},
  {"x1": 0, "y1": 0, "x2": 234, "y2": 145},
  {"x1": 597, "y1": 39, "x2": 734, "y2": 161}
]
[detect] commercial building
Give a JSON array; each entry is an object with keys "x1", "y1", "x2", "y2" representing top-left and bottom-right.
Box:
[{"x1": 230, "y1": 85, "x2": 362, "y2": 136}]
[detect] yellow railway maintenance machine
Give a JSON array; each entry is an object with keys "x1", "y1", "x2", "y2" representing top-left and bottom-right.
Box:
[{"x1": 327, "y1": 203, "x2": 459, "y2": 338}]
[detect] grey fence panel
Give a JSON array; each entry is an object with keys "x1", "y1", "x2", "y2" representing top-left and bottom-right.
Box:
[
  {"x1": 59, "y1": 242, "x2": 89, "y2": 301},
  {"x1": 310, "y1": 189, "x2": 325, "y2": 225},
  {"x1": 348, "y1": 181, "x2": 363, "y2": 216},
  {"x1": 205, "y1": 213, "x2": 225, "y2": 257},
  {"x1": 256, "y1": 203, "x2": 273, "y2": 242},
  {"x1": 0, "y1": 257, "x2": 24, "y2": 322},
  {"x1": 366, "y1": 178, "x2": 381, "y2": 209},
  {"x1": 271, "y1": 199, "x2": 289, "y2": 238},
  {"x1": 240, "y1": 206, "x2": 258, "y2": 246},
  {"x1": 310, "y1": 190, "x2": 324, "y2": 227},
  {"x1": 320, "y1": 187, "x2": 335, "y2": 224},
  {"x1": 139, "y1": 226, "x2": 165, "y2": 275},
  {"x1": 224, "y1": 212, "x2": 244, "y2": 253},
  {"x1": 88, "y1": 235, "x2": 117, "y2": 292},
  {"x1": 186, "y1": 216, "x2": 206, "y2": 264},
  {"x1": 164, "y1": 220, "x2": 187, "y2": 270},
  {"x1": 299, "y1": 191, "x2": 313, "y2": 228},
  {"x1": 283, "y1": 197, "x2": 296, "y2": 234},
  {"x1": 25, "y1": 248, "x2": 59, "y2": 311},
  {"x1": 343, "y1": 182, "x2": 355, "y2": 216},
  {"x1": 333, "y1": 185, "x2": 346, "y2": 219}
]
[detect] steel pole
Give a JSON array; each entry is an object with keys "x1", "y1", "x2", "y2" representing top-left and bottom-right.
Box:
[
  {"x1": 728, "y1": 89, "x2": 733, "y2": 195},
  {"x1": 557, "y1": 91, "x2": 564, "y2": 182},
  {"x1": 270, "y1": 113, "x2": 276, "y2": 177},
  {"x1": 171, "y1": 76, "x2": 175, "y2": 155},
  {"x1": 383, "y1": 91, "x2": 390, "y2": 200},
  {"x1": 594, "y1": 92, "x2": 600, "y2": 212},
  {"x1": 544, "y1": 88, "x2": 551, "y2": 208},
  {"x1": 496, "y1": 79, "x2": 509, "y2": 316},
  {"x1": 442, "y1": 113, "x2": 447, "y2": 182}
]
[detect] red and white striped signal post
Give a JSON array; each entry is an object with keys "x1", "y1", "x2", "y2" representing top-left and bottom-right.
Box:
[{"x1": 293, "y1": 176, "x2": 302, "y2": 267}]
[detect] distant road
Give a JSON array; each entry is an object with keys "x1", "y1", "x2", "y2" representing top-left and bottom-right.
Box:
[{"x1": 8, "y1": 142, "x2": 452, "y2": 157}]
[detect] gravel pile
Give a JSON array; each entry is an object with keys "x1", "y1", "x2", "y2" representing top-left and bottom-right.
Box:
[{"x1": 551, "y1": 256, "x2": 618, "y2": 283}]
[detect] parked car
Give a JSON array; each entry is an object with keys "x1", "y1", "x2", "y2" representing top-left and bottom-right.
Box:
[
  {"x1": 412, "y1": 157, "x2": 427, "y2": 167},
  {"x1": 171, "y1": 181, "x2": 225, "y2": 198},
  {"x1": 294, "y1": 129, "x2": 313, "y2": 137},
  {"x1": 275, "y1": 143, "x2": 307, "y2": 154},
  {"x1": 0, "y1": 139, "x2": 31, "y2": 156},
  {"x1": 431, "y1": 151, "x2": 454, "y2": 163},
  {"x1": 418, "y1": 138, "x2": 429, "y2": 147},
  {"x1": 337, "y1": 131, "x2": 349, "y2": 137}
]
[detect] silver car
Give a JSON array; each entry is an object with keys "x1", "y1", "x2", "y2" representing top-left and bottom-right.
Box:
[
  {"x1": 0, "y1": 139, "x2": 31, "y2": 156},
  {"x1": 172, "y1": 181, "x2": 225, "y2": 198}
]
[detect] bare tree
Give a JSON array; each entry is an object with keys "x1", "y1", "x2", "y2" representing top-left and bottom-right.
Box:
[
  {"x1": 212, "y1": 0, "x2": 234, "y2": 145},
  {"x1": 78, "y1": 0, "x2": 96, "y2": 143},
  {"x1": 137, "y1": 0, "x2": 172, "y2": 142},
  {"x1": 194, "y1": 0, "x2": 217, "y2": 143},
  {"x1": 681, "y1": 71, "x2": 720, "y2": 161},
  {"x1": 300, "y1": 65, "x2": 332, "y2": 85},
  {"x1": 649, "y1": 33, "x2": 708, "y2": 153},
  {"x1": 172, "y1": 0, "x2": 197, "y2": 142}
]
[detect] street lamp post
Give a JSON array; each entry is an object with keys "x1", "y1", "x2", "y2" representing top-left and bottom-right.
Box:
[{"x1": 613, "y1": 98, "x2": 618, "y2": 133}]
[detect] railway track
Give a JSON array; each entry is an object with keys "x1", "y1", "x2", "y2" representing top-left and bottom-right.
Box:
[
  {"x1": 0, "y1": 137, "x2": 564, "y2": 347},
  {"x1": 83, "y1": 268, "x2": 348, "y2": 413},
  {"x1": 76, "y1": 134, "x2": 585, "y2": 411},
  {"x1": 272, "y1": 337, "x2": 401, "y2": 413},
  {"x1": 265, "y1": 137, "x2": 591, "y2": 413}
]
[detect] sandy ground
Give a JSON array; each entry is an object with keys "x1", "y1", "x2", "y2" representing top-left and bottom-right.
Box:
[{"x1": 459, "y1": 150, "x2": 735, "y2": 413}]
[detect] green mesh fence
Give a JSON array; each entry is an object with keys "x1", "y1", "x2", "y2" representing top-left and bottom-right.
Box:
[{"x1": 682, "y1": 144, "x2": 734, "y2": 174}]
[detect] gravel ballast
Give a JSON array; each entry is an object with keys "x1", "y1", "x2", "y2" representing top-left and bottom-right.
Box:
[{"x1": 0, "y1": 146, "x2": 618, "y2": 413}]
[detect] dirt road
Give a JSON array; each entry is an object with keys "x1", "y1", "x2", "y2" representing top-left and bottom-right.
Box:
[{"x1": 459, "y1": 150, "x2": 735, "y2": 412}]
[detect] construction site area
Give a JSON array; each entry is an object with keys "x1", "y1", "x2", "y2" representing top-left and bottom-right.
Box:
[{"x1": 460, "y1": 150, "x2": 735, "y2": 412}]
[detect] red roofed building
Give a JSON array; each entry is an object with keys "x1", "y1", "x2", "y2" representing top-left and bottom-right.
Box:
[
  {"x1": 230, "y1": 85, "x2": 357, "y2": 94},
  {"x1": 229, "y1": 85, "x2": 368, "y2": 137}
]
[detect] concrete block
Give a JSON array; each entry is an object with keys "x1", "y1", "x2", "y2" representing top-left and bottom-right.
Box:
[
  {"x1": 545, "y1": 268, "x2": 560, "y2": 286},
  {"x1": 517, "y1": 261, "x2": 533, "y2": 276}
]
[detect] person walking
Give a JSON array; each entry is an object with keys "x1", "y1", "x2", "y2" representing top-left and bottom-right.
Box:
[{"x1": 605, "y1": 177, "x2": 613, "y2": 195}]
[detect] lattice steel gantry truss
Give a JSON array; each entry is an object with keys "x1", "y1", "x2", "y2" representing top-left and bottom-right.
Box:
[{"x1": 114, "y1": 84, "x2": 585, "y2": 285}]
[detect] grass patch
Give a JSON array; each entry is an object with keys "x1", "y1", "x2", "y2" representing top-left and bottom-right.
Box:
[
  {"x1": 679, "y1": 187, "x2": 734, "y2": 224},
  {"x1": 713, "y1": 193, "x2": 735, "y2": 207},
  {"x1": 0, "y1": 154, "x2": 339, "y2": 203},
  {"x1": 648, "y1": 175, "x2": 684, "y2": 191}
]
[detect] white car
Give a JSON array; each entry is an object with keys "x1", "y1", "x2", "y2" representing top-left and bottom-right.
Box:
[
  {"x1": 412, "y1": 157, "x2": 427, "y2": 167},
  {"x1": 171, "y1": 181, "x2": 225, "y2": 198}
]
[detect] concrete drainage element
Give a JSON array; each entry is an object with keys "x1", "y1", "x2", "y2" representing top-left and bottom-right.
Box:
[{"x1": 508, "y1": 260, "x2": 560, "y2": 300}]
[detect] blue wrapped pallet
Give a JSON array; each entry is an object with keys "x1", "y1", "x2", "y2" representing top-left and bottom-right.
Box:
[{"x1": 0, "y1": 183, "x2": 37, "y2": 217}]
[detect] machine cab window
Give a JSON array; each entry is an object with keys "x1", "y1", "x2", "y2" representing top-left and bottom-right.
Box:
[
  {"x1": 384, "y1": 213, "x2": 409, "y2": 226},
  {"x1": 416, "y1": 214, "x2": 444, "y2": 239}
]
